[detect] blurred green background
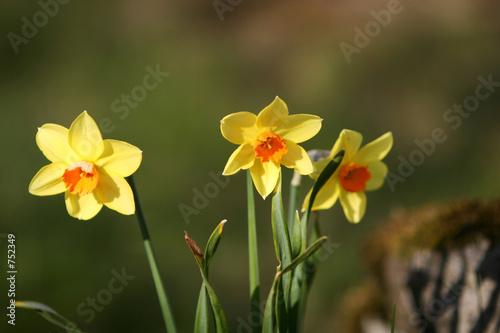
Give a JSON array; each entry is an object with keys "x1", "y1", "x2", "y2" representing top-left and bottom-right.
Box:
[{"x1": 1, "y1": 0, "x2": 500, "y2": 332}]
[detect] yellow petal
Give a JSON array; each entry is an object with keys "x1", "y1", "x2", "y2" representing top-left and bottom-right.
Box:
[
  {"x1": 339, "y1": 190, "x2": 366, "y2": 223},
  {"x1": 250, "y1": 159, "x2": 280, "y2": 199},
  {"x1": 36, "y1": 124, "x2": 79, "y2": 164},
  {"x1": 256, "y1": 96, "x2": 289, "y2": 132},
  {"x1": 68, "y1": 111, "x2": 105, "y2": 161},
  {"x1": 220, "y1": 112, "x2": 259, "y2": 145},
  {"x1": 95, "y1": 140, "x2": 142, "y2": 177},
  {"x1": 309, "y1": 176, "x2": 341, "y2": 211},
  {"x1": 95, "y1": 171, "x2": 135, "y2": 215},
  {"x1": 355, "y1": 132, "x2": 393, "y2": 165},
  {"x1": 331, "y1": 129, "x2": 363, "y2": 162},
  {"x1": 65, "y1": 191, "x2": 103, "y2": 220},
  {"x1": 281, "y1": 141, "x2": 313, "y2": 175},
  {"x1": 222, "y1": 143, "x2": 255, "y2": 175},
  {"x1": 274, "y1": 114, "x2": 322, "y2": 143},
  {"x1": 365, "y1": 161, "x2": 388, "y2": 191},
  {"x1": 29, "y1": 162, "x2": 67, "y2": 196}
]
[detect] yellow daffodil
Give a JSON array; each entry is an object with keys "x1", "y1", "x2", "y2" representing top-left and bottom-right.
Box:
[
  {"x1": 29, "y1": 111, "x2": 143, "y2": 220},
  {"x1": 221, "y1": 96, "x2": 322, "y2": 199},
  {"x1": 306, "y1": 129, "x2": 393, "y2": 223}
]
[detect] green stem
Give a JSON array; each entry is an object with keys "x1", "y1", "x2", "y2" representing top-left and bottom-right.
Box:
[
  {"x1": 247, "y1": 170, "x2": 261, "y2": 333},
  {"x1": 127, "y1": 175, "x2": 177, "y2": 333},
  {"x1": 391, "y1": 303, "x2": 396, "y2": 333}
]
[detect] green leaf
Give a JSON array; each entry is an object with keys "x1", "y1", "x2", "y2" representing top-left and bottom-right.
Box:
[
  {"x1": 300, "y1": 149, "x2": 343, "y2": 253},
  {"x1": 275, "y1": 276, "x2": 287, "y2": 333},
  {"x1": 186, "y1": 227, "x2": 229, "y2": 333},
  {"x1": 194, "y1": 220, "x2": 227, "y2": 333},
  {"x1": 194, "y1": 285, "x2": 209, "y2": 333},
  {"x1": 247, "y1": 170, "x2": 261, "y2": 333},
  {"x1": 305, "y1": 149, "x2": 344, "y2": 220},
  {"x1": 271, "y1": 175, "x2": 292, "y2": 267},
  {"x1": 280, "y1": 236, "x2": 327, "y2": 276},
  {"x1": 271, "y1": 174, "x2": 293, "y2": 323},
  {"x1": 287, "y1": 173, "x2": 301, "y2": 231},
  {"x1": 304, "y1": 213, "x2": 321, "y2": 284},
  {"x1": 290, "y1": 151, "x2": 344, "y2": 333},
  {"x1": 262, "y1": 237, "x2": 327, "y2": 333},
  {"x1": 198, "y1": 267, "x2": 229, "y2": 333},
  {"x1": 391, "y1": 303, "x2": 396, "y2": 333},
  {"x1": 15, "y1": 301, "x2": 82, "y2": 332},
  {"x1": 262, "y1": 272, "x2": 279, "y2": 333},
  {"x1": 291, "y1": 210, "x2": 302, "y2": 259},
  {"x1": 289, "y1": 229, "x2": 326, "y2": 332},
  {"x1": 204, "y1": 219, "x2": 227, "y2": 275},
  {"x1": 288, "y1": 267, "x2": 303, "y2": 333}
]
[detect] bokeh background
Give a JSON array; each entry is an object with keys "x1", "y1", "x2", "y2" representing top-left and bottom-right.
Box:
[{"x1": 1, "y1": 0, "x2": 500, "y2": 332}]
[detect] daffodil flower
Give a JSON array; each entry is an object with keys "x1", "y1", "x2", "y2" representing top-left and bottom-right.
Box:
[
  {"x1": 29, "y1": 111, "x2": 142, "y2": 220},
  {"x1": 221, "y1": 97, "x2": 322, "y2": 199},
  {"x1": 306, "y1": 129, "x2": 393, "y2": 223}
]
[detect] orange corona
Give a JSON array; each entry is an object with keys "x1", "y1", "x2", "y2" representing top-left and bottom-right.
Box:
[
  {"x1": 339, "y1": 162, "x2": 371, "y2": 192},
  {"x1": 62, "y1": 161, "x2": 100, "y2": 196},
  {"x1": 254, "y1": 132, "x2": 288, "y2": 163}
]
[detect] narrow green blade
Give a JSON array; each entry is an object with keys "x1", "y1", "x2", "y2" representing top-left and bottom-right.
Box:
[
  {"x1": 15, "y1": 301, "x2": 81, "y2": 332},
  {"x1": 287, "y1": 173, "x2": 301, "y2": 231},
  {"x1": 198, "y1": 267, "x2": 229, "y2": 333},
  {"x1": 291, "y1": 210, "x2": 302, "y2": 259},
  {"x1": 263, "y1": 237, "x2": 327, "y2": 333},
  {"x1": 186, "y1": 230, "x2": 228, "y2": 333},
  {"x1": 306, "y1": 149, "x2": 344, "y2": 218},
  {"x1": 288, "y1": 232, "x2": 327, "y2": 332},
  {"x1": 280, "y1": 236, "x2": 327, "y2": 276},
  {"x1": 204, "y1": 219, "x2": 227, "y2": 275},
  {"x1": 194, "y1": 285, "x2": 210, "y2": 333},
  {"x1": 391, "y1": 303, "x2": 396, "y2": 333},
  {"x1": 271, "y1": 175, "x2": 293, "y2": 324},
  {"x1": 247, "y1": 170, "x2": 261, "y2": 333},
  {"x1": 262, "y1": 273, "x2": 279, "y2": 333}
]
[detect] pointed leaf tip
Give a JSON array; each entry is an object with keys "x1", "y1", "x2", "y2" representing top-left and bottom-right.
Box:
[{"x1": 219, "y1": 219, "x2": 227, "y2": 235}]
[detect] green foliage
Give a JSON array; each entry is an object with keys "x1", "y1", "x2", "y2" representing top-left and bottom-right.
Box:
[
  {"x1": 186, "y1": 221, "x2": 229, "y2": 333},
  {"x1": 15, "y1": 301, "x2": 82, "y2": 333}
]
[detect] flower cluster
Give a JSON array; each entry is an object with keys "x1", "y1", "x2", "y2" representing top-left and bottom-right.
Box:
[
  {"x1": 29, "y1": 99, "x2": 392, "y2": 224},
  {"x1": 27, "y1": 98, "x2": 394, "y2": 333},
  {"x1": 221, "y1": 97, "x2": 393, "y2": 222}
]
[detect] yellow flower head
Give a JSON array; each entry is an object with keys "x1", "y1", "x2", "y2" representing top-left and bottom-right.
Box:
[
  {"x1": 29, "y1": 111, "x2": 143, "y2": 220},
  {"x1": 307, "y1": 129, "x2": 393, "y2": 223},
  {"x1": 221, "y1": 97, "x2": 322, "y2": 199}
]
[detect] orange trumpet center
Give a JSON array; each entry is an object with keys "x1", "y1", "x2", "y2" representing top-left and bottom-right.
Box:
[
  {"x1": 62, "y1": 161, "x2": 99, "y2": 196},
  {"x1": 254, "y1": 132, "x2": 288, "y2": 163},
  {"x1": 339, "y1": 162, "x2": 371, "y2": 192}
]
